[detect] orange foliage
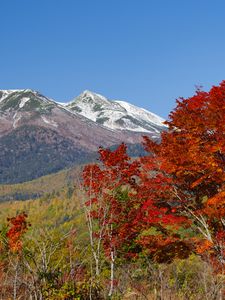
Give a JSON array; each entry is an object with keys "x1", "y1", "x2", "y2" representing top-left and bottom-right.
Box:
[
  {"x1": 82, "y1": 81, "x2": 225, "y2": 273},
  {"x1": 142, "y1": 81, "x2": 225, "y2": 272},
  {"x1": 6, "y1": 212, "x2": 30, "y2": 253}
]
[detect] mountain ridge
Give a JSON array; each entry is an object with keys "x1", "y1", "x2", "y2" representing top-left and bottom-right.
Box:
[
  {"x1": 0, "y1": 89, "x2": 166, "y2": 184},
  {"x1": 66, "y1": 90, "x2": 166, "y2": 134}
]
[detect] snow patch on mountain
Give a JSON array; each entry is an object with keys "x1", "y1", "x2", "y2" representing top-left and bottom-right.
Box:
[
  {"x1": 67, "y1": 91, "x2": 166, "y2": 134},
  {"x1": 19, "y1": 97, "x2": 30, "y2": 108},
  {"x1": 0, "y1": 90, "x2": 18, "y2": 102},
  {"x1": 115, "y1": 100, "x2": 164, "y2": 127},
  {"x1": 41, "y1": 116, "x2": 58, "y2": 127},
  {"x1": 13, "y1": 112, "x2": 22, "y2": 128},
  {"x1": 56, "y1": 101, "x2": 66, "y2": 106}
]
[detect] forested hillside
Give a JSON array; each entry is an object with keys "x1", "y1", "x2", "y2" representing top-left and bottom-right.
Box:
[
  {"x1": 0, "y1": 189, "x2": 222, "y2": 300},
  {"x1": 0, "y1": 165, "x2": 82, "y2": 201}
]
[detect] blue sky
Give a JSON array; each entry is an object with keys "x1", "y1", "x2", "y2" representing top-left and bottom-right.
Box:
[{"x1": 1, "y1": 0, "x2": 225, "y2": 118}]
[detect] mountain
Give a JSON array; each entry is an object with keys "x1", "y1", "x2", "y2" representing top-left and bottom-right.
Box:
[
  {"x1": 0, "y1": 89, "x2": 166, "y2": 184},
  {"x1": 0, "y1": 89, "x2": 124, "y2": 149},
  {"x1": 66, "y1": 90, "x2": 166, "y2": 136}
]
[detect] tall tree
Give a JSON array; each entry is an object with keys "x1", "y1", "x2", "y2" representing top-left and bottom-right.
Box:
[
  {"x1": 143, "y1": 81, "x2": 225, "y2": 272},
  {"x1": 83, "y1": 144, "x2": 141, "y2": 296}
]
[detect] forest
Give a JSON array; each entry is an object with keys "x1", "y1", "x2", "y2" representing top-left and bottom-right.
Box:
[{"x1": 0, "y1": 81, "x2": 225, "y2": 299}]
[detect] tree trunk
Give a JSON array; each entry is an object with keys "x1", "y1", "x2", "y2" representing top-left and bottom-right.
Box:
[{"x1": 108, "y1": 250, "x2": 115, "y2": 297}]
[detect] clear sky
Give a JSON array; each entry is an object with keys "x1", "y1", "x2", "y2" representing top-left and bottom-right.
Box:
[{"x1": 1, "y1": 0, "x2": 225, "y2": 118}]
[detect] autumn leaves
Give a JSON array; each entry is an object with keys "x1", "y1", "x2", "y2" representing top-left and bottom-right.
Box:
[
  {"x1": 1, "y1": 81, "x2": 225, "y2": 298},
  {"x1": 82, "y1": 81, "x2": 225, "y2": 276}
]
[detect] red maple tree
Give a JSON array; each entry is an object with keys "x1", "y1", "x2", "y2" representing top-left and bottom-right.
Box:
[
  {"x1": 82, "y1": 81, "x2": 225, "y2": 281},
  {"x1": 6, "y1": 212, "x2": 30, "y2": 253},
  {"x1": 142, "y1": 81, "x2": 225, "y2": 272}
]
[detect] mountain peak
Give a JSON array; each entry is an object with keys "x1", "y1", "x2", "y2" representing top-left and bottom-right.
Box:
[
  {"x1": 66, "y1": 91, "x2": 166, "y2": 134},
  {"x1": 0, "y1": 89, "x2": 167, "y2": 183},
  {"x1": 76, "y1": 90, "x2": 110, "y2": 105},
  {"x1": 0, "y1": 89, "x2": 56, "y2": 112},
  {"x1": 82, "y1": 90, "x2": 98, "y2": 97},
  {"x1": 0, "y1": 89, "x2": 37, "y2": 97},
  {"x1": 0, "y1": 88, "x2": 166, "y2": 135}
]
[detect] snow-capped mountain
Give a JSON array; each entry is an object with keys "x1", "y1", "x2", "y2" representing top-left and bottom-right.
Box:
[
  {"x1": 0, "y1": 89, "x2": 166, "y2": 184},
  {"x1": 66, "y1": 90, "x2": 166, "y2": 135},
  {"x1": 0, "y1": 89, "x2": 130, "y2": 149},
  {"x1": 0, "y1": 89, "x2": 58, "y2": 129}
]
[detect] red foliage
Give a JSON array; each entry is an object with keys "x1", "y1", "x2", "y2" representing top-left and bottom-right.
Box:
[
  {"x1": 82, "y1": 81, "x2": 225, "y2": 272},
  {"x1": 6, "y1": 212, "x2": 30, "y2": 253},
  {"x1": 83, "y1": 143, "x2": 190, "y2": 262},
  {"x1": 83, "y1": 144, "x2": 141, "y2": 259},
  {"x1": 142, "y1": 81, "x2": 225, "y2": 271}
]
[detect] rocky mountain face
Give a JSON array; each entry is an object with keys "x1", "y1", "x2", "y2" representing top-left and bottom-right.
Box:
[
  {"x1": 66, "y1": 90, "x2": 165, "y2": 136},
  {"x1": 0, "y1": 89, "x2": 166, "y2": 184}
]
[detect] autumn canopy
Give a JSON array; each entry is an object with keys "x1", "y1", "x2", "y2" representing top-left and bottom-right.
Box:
[{"x1": 83, "y1": 81, "x2": 225, "y2": 273}]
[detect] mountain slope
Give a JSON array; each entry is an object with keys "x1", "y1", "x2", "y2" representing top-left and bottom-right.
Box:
[
  {"x1": 0, "y1": 89, "x2": 134, "y2": 149},
  {"x1": 0, "y1": 89, "x2": 166, "y2": 184},
  {"x1": 0, "y1": 164, "x2": 83, "y2": 201},
  {"x1": 0, "y1": 125, "x2": 96, "y2": 184},
  {"x1": 66, "y1": 90, "x2": 166, "y2": 135}
]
